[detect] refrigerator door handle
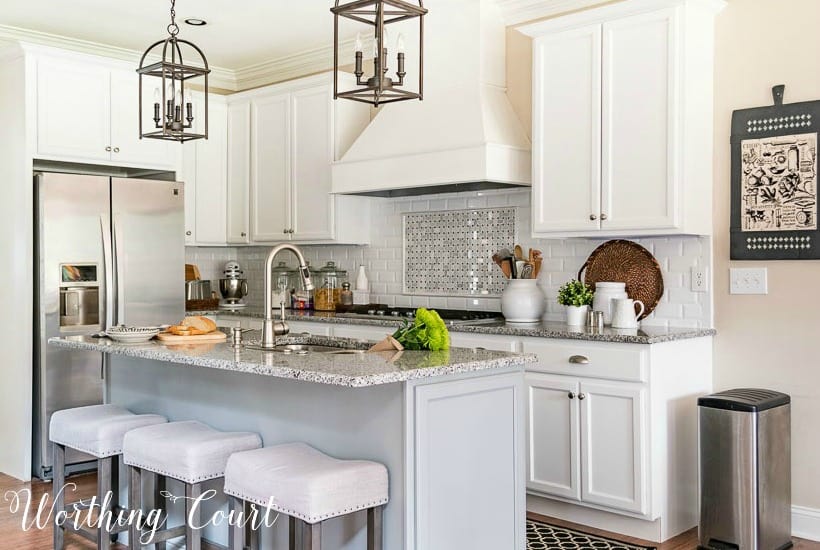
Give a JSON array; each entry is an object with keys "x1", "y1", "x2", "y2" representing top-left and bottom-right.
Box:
[
  {"x1": 100, "y1": 215, "x2": 114, "y2": 330},
  {"x1": 112, "y1": 215, "x2": 124, "y2": 326}
]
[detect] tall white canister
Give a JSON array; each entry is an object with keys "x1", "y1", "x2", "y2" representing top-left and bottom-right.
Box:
[{"x1": 592, "y1": 282, "x2": 628, "y2": 325}]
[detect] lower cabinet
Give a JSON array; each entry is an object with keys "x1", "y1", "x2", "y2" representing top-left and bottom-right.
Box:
[
  {"x1": 523, "y1": 336, "x2": 712, "y2": 542},
  {"x1": 527, "y1": 372, "x2": 647, "y2": 514}
]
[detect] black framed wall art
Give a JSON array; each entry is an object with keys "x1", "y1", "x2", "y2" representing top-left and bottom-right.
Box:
[{"x1": 731, "y1": 86, "x2": 820, "y2": 260}]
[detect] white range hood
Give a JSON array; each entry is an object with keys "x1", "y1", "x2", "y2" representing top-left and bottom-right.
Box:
[{"x1": 331, "y1": 0, "x2": 531, "y2": 197}]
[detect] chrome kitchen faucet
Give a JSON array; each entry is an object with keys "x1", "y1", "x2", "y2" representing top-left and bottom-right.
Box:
[{"x1": 261, "y1": 244, "x2": 313, "y2": 349}]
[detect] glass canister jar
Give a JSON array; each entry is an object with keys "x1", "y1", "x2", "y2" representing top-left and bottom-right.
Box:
[
  {"x1": 313, "y1": 261, "x2": 348, "y2": 311},
  {"x1": 271, "y1": 261, "x2": 297, "y2": 308}
]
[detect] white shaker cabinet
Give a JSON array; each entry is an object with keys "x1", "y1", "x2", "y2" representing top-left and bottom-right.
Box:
[
  {"x1": 520, "y1": 0, "x2": 723, "y2": 237},
  {"x1": 180, "y1": 93, "x2": 228, "y2": 246},
  {"x1": 236, "y1": 73, "x2": 372, "y2": 246},
  {"x1": 226, "y1": 101, "x2": 251, "y2": 244},
  {"x1": 523, "y1": 336, "x2": 712, "y2": 543},
  {"x1": 35, "y1": 53, "x2": 174, "y2": 169}
]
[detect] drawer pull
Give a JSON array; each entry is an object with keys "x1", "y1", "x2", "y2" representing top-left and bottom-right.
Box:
[
  {"x1": 578, "y1": 393, "x2": 586, "y2": 400},
  {"x1": 569, "y1": 355, "x2": 589, "y2": 365},
  {"x1": 567, "y1": 392, "x2": 575, "y2": 400}
]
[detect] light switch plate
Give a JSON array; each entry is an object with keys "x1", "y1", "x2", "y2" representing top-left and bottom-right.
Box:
[
  {"x1": 691, "y1": 267, "x2": 709, "y2": 292},
  {"x1": 730, "y1": 267, "x2": 768, "y2": 295}
]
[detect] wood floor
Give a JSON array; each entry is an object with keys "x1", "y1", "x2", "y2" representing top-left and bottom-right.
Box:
[{"x1": 1, "y1": 472, "x2": 817, "y2": 549}]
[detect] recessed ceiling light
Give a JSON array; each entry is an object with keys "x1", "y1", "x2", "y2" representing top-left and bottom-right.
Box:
[{"x1": 184, "y1": 18, "x2": 207, "y2": 26}]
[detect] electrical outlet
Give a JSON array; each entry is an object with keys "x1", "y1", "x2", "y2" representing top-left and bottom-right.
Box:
[
  {"x1": 730, "y1": 267, "x2": 768, "y2": 295},
  {"x1": 691, "y1": 267, "x2": 709, "y2": 292}
]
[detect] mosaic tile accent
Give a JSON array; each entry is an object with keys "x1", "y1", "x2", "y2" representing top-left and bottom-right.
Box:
[{"x1": 403, "y1": 208, "x2": 516, "y2": 296}]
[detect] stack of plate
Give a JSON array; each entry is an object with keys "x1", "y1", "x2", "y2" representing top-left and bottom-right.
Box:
[{"x1": 104, "y1": 326, "x2": 161, "y2": 343}]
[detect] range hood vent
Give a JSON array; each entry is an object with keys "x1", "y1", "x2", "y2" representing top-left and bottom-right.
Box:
[{"x1": 332, "y1": 0, "x2": 531, "y2": 196}]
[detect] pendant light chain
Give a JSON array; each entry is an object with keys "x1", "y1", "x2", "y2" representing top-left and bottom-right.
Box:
[{"x1": 167, "y1": 0, "x2": 179, "y2": 37}]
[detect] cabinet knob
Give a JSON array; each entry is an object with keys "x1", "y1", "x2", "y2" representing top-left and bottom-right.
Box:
[
  {"x1": 567, "y1": 392, "x2": 575, "y2": 400},
  {"x1": 578, "y1": 393, "x2": 587, "y2": 400},
  {"x1": 589, "y1": 214, "x2": 597, "y2": 221},
  {"x1": 186, "y1": 231, "x2": 192, "y2": 236},
  {"x1": 600, "y1": 213, "x2": 608, "y2": 221},
  {"x1": 569, "y1": 355, "x2": 589, "y2": 365},
  {"x1": 241, "y1": 232, "x2": 247, "y2": 237},
  {"x1": 105, "y1": 146, "x2": 112, "y2": 152},
  {"x1": 113, "y1": 147, "x2": 120, "y2": 153}
]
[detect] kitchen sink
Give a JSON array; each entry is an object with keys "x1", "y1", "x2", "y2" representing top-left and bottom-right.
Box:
[
  {"x1": 244, "y1": 336, "x2": 369, "y2": 355},
  {"x1": 276, "y1": 344, "x2": 365, "y2": 355}
]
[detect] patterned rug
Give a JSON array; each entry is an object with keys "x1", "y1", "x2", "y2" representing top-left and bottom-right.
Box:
[{"x1": 527, "y1": 520, "x2": 656, "y2": 550}]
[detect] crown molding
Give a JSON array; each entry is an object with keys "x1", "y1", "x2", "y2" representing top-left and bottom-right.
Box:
[
  {"x1": 0, "y1": 24, "x2": 237, "y2": 90},
  {"x1": 233, "y1": 37, "x2": 357, "y2": 91},
  {"x1": 498, "y1": 0, "x2": 614, "y2": 25}
]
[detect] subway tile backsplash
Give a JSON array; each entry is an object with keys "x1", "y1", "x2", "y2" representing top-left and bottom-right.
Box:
[{"x1": 186, "y1": 188, "x2": 713, "y2": 328}]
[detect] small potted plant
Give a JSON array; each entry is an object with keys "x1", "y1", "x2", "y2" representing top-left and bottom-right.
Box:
[{"x1": 557, "y1": 280, "x2": 594, "y2": 326}]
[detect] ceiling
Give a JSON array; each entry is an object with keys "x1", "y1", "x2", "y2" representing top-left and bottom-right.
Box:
[{"x1": 0, "y1": 1, "x2": 359, "y2": 70}]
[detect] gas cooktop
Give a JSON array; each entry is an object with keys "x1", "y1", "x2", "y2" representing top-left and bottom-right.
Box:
[{"x1": 335, "y1": 306, "x2": 504, "y2": 326}]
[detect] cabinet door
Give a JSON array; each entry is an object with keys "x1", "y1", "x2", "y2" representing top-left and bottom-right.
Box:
[
  {"x1": 181, "y1": 136, "x2": 197, "y2": 244},
  {"x1": 250, "y1": 94, "x2": 291, "y2": 242},
  {"x1": 193, "y1": 98, "x2": 228, "y2": 245},
  {"x1": 601, "y1": 9, "x2": 678, "y2": 230},
  {"x1": 109, "y1": 70, "x2": 173, "y2": 168},
  {"x1": 37, "y1": 57, "x2": 111, "y2": 162},
  {"x1": 290, "y1": 86, "x2": 334, "y2": 241},
  {"x1": 531, "y1": 25, "x2": 601, "y2": 233},
  {"x1": 579, "y1": 380, "x2": 647, "y2": 514},
  {"x1": 526, "y1": 373, "x2": 580, "y2": 500},
  {"x1": 227, "y1": 101, "x2": 251, "y2": 244}
]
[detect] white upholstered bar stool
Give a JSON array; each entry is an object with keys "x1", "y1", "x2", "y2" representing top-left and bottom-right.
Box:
[
  {"x1": 49, "y1": 404, "x2": 168, "y2": 550},
  {"x1": 123, "y1": 420, "x2": 262, "y2": 550},
  {"x1": 224, "y1": 443, "x2": 389, "y2": 550}
]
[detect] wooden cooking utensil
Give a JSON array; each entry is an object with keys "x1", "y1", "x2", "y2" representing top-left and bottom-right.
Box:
[
  {"x1": 514, "y1": 244, "x2": 524, "y2": 261},
  {"x1": 185, "y1": 264, "x2": 201, "y2": 281}
]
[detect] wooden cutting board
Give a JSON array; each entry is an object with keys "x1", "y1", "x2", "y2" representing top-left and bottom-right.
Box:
[{"x1": 156, "y1": 331, "x2": 227, "y2": 343}]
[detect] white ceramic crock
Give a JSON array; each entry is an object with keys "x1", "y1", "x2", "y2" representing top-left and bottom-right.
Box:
[
  {"x1": 501, "y1": 279, "x2": 546, "y2": 323},
  {"x1": 592, "y1": 282, "x2": 628, "y2": 325},
  {"x1": 565, "y1": 305, "x2": 589, "y2": 326}
]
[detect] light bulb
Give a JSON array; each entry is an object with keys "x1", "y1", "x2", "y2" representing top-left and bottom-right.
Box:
[
  {"x1": 185, "y1": 89, "x2": 192, "y2": 104},
  {"x1": 354, "y1": 32, "x2": 363, "y2": 53},
  {"x1": 383, "y1": 27, "x2": 389, "y2": 54},
  {"x1": 371, "y1": 36, "x2": 378, "y2": 58},
  {"x1": 166, "y1": 83, "x2": 174, "y2": 103},
  {"x1": 397, "y1": 33, "x2": 406, "y2": 54},
  {"x1": 153, "y1": 87, "x2": 160, "y2": 102},
  {"x1": 176, "y1": 87, "x2": 183, "y2": 105}
]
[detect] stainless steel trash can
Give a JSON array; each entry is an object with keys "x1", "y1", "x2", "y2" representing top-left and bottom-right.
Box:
[{"x1": 698, "y1": 389, "x2": 792, "y2": 550}]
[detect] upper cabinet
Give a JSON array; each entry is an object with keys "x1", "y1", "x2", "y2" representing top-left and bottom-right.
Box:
[
  {"x1": 232, "y1": 73, "x2": 372, "y2": 246},
  {"x1": 35, "y1": 54, "x2": 175, "y2": 169},
  {"x1": 520, "y1": 0, "x2": 724, "y2": 238},
  {"x1": 180, "y1": 93, "x2": 228, "y2": 246}
]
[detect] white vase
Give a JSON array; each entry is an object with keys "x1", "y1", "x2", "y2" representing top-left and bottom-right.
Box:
[
  {"x1": 592, "y1": 281, "x2": 628, "y2": 325},
  {"x1": 565, "y1": 305, "x2": 589, "y2": 326},
  {"x1": 501, "y1": 279, "x2": 546, "y2": 323}
]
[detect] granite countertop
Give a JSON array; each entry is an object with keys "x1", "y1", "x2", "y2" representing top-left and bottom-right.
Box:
[
  {"x1": 190, "y1": 307, "x2": 716, "y2": 345},
  {"x1": 49, "y1": 331, "x2": 535, "y2": 388}
]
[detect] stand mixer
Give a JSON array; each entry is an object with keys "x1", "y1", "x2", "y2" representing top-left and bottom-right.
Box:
[{"x1": 219, "y1": 261, "x2": 249, "y2": 308}]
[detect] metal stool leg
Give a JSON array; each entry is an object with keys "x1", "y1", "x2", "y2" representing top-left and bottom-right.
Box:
[
  {"x1": 228, "y1": 496, "x2": 246, "y2": 550},
  {"x1": 246, "y1": 501, "x2": 259, "y2": 550},
  {"x1": 152, "y1": 473, "x2": 166, "y2": 550},
  {"x1": 97, "y1": 457, "x2": 113, "y2": 550},
  {"x1": 110, "y1": 458, "x2": 120, "y2": 543},
  {"x1": 128, "y1": 465, "x2": 143, "y2": 550},
  {"x1": 52, "y1": 442, "x2": 66, "y2": 550},
  {"x1": 289, "y1": 516, "x2": 297, "y2": 550},
  {"x1": 302, "y1": 520, "x2": 321, "y2": 550},
  {"x1": 367, "y1": 506, "x2": 384, "y2": 550},
  {"x1": 185, "y1": 483, "x2": 202, "y2": 550}
]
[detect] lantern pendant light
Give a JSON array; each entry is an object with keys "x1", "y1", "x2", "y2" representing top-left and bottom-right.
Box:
[
  {"x1": 137, "y1": 0, "x2": 210, "y2": 142},
  {"x1": 331, "y1": 0, "x2": 427, "y2": 107}
]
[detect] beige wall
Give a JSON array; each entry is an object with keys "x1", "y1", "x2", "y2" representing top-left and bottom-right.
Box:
[
  {"x1": 713, "y1": 0, "x2": 820, "y2": 509},
  {"x1": 507, "y1": 0, "x2": 820, "y2": 509}
]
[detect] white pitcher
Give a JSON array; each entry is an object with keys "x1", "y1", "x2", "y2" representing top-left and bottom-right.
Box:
[{"x1": 611, "y1": 298, "x2": 645, "y2": 329}]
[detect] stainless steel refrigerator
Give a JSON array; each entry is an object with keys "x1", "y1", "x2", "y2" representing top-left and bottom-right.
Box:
[{"x1": 33, "y1": 172, "x2": 184, "y2": 479}]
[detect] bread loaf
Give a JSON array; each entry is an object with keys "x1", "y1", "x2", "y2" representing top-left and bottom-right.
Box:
[{"x1": 181, "y1": 316, "x2": 217, "y2": 334}]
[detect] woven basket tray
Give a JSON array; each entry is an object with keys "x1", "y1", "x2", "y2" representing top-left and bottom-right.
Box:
[{"x1": 578, "y1": 240, "x2": 664, "y2": 320}]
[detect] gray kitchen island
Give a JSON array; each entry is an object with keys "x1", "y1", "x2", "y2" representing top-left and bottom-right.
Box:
[{"x1": 50, "y1": 332, "x2": 535, "y2": 550}]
